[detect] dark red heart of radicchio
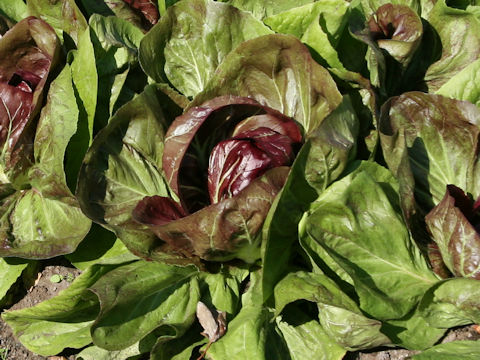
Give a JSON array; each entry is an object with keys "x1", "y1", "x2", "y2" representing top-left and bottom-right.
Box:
[{"x1": 132, "y1": 96, "x2": 302, "y2": 248}]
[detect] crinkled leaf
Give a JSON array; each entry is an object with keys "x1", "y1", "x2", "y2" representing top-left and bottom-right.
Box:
[
  {"x1": 436, "y1": 58, "x2": 480, "y2": 108},
  {"x1": 192, "y1": 34, "x2": 342, "y2": 135},
  {"x1": 264, "y1": 1, "x2": 348, "y2": 46},
  {"x1": 26, "y1": 0, "x2": 88, "y2": 44},
  {"x1": 306, "y1": 162, "x2": 438, "y2": 320},
  {"x1": 426, "y1": 185, "x2": 480, "y2": 279},
  {"x1": 412, "y1": 340, "x2": 480, "y2": 360},
  {"x1": 95, "y1": 0, "x2": 158, "y2": 32},
  {"x1": 367, "y1": 4, "x2": 422, "y2": 64},
  {"x1": 90, "y1": 261, "x2": 200, "y2": 350},
  {"x1": 89, "y1": 14, "x2": 144, "y2": 69},
  {"x1": 1, "y1": 263, "x2": 118, "y2": 356},
  {"x1": 139, "y1": 0, "x2": 272, "y2": 97},
  {"x1": 4, "y1": 180, "x2": 90, "y2": 258},
  {"x1": 424, "y1": 0, "x2": 480, "y2": 92},
  {"x1": 76, "y1": 84, "x2": 185, "y2": 262},
  {"x1": 379, "y1": 92, "x2": 480, "y2": 214},
  {"x1": 418, "y1": 278, "x2": 480, "y2": 328}
]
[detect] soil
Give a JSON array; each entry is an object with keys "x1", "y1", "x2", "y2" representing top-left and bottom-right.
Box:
[{"x1": 0, "y1": 260, "x2": 479, "y2": 360}]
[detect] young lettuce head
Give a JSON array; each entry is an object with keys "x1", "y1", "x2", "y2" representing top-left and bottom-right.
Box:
[{"x1": 133, "y1": 95, "x2": 302, "y2": 262}]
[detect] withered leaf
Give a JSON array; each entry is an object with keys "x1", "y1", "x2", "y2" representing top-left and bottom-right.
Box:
[{"x1": 196, "y1": 301, "x2": 227, "y2": 342}]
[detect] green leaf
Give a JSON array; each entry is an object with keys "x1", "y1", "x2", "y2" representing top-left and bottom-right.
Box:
[
  {"x1": 89, "y1": 14, "x2": 145, "y2": 129},
  {"x1": 0, "y1": 0, "x2": 28, "y2": 23},
  {"x1": 273, "y1": 271, "x2": 390, "y2": 350},
  {"x1": 261, "y1": 143, "x2": 318, "y2": 301},
  {"x1": 66, "y1": 224, "x2": 137, "y2": 271},
  {"x1": 418, "y1": 278, "x2": 480, "y2": 329},
  {"x1": 139, "y1": 0, "x2": 272, "y2": 98},
  {"x1": 76, "y1": 84, "x2": 181, "y2": 261},
  {"x1": 264, "y1": 1, "x2": 349, "y2": 71},
  {"x1": 226, "y1": 0, "x2": 316, "y2": 19},
  {"x1": 65, "y1": 27, "x2": 98, "y2": 191},
  {"x1": 150, "y1": 325, "x2": 206, "y2": 360},
  {"x1": 200, "y1": 266, "x2": 249, "y2": 315},
  {"x1": 424, "y1": 0, "x2": 480, "y2": 92},
  {"x1": 277, "y1": 312, "x2": 345, "y2": 360},
  {"x1": 262, "y1": 95, "x2": 358, "y2": 300},
  {"x1": 0, "y1": 258, "x2": 29, "y2": 302},
  {"x1": 436, "y1": 58, "x2": 480, "y2": 108},
  {"x1": 192, "y1": 34, "x2": 342, "y2": 135},
  {"x1": 77, "y1": 333, "x2": 157, "y2": 360},
  {"x1": 412, "y1": 340, "x2": 480, "y2": 360},
  {"x1": 90, "y1": 261, "x2": 200, "y2": 350},
  {"x1": 382, "y1": 310, "x2": 446, "y2": 350},
  {"x1": 26, "y1": 0, "x2": 88, "y2": 44},
  {"x1": 306, "y1": 162, "x2": 438, "y2": 320},
  {"x1": 2, "y1": 264, "x2": 117, "y2": 356},
  {"x1": 34, "y1": 64, "x2": 80, "y2": 178},
  {"x1": 207, "y1": 271, "x2": 287, "y2": 360}
]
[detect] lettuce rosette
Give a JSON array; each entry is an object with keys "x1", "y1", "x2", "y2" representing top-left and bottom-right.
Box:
[{"x1": 76, "y1": 31, "x2": 343, "y2": 265}]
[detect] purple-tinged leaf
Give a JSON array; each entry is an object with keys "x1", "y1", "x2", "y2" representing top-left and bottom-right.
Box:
[
  {"x1": 367, "y1": 4, "x2": 422, "y2": 64},
  {"x1": 162, "y1": 95, "x2": 298, "y2": 205},
  {"x1": 135, "y1": 166, "x2": 289, "y2": 262},
  {"x1": 208, "y1": 128, "x2": 294, "y2": 203},
  {"x1": 123, "y1": 0, "x2": 159, "y2": 27},
  {"x1": 426, "y1": 185, "x2": 480, "y2": 279},
  {"x1": 231, "y1": 114, "x2": 302, "y2": 143},
  {"x1": 132, "y1": 195, "x2": 186, "y2": 226},
  {"x1": 0, "y1": 17, "x2": 59, "y2": 180}
]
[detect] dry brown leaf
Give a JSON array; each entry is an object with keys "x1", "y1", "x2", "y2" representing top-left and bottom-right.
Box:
[{"x1": 196, "y1": 301, "x2": 226, "y2": 342}]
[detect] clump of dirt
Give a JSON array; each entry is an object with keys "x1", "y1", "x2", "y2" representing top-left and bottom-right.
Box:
[{"x1": 0, "y1": 260, "x2": 81, "y2": 360}]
